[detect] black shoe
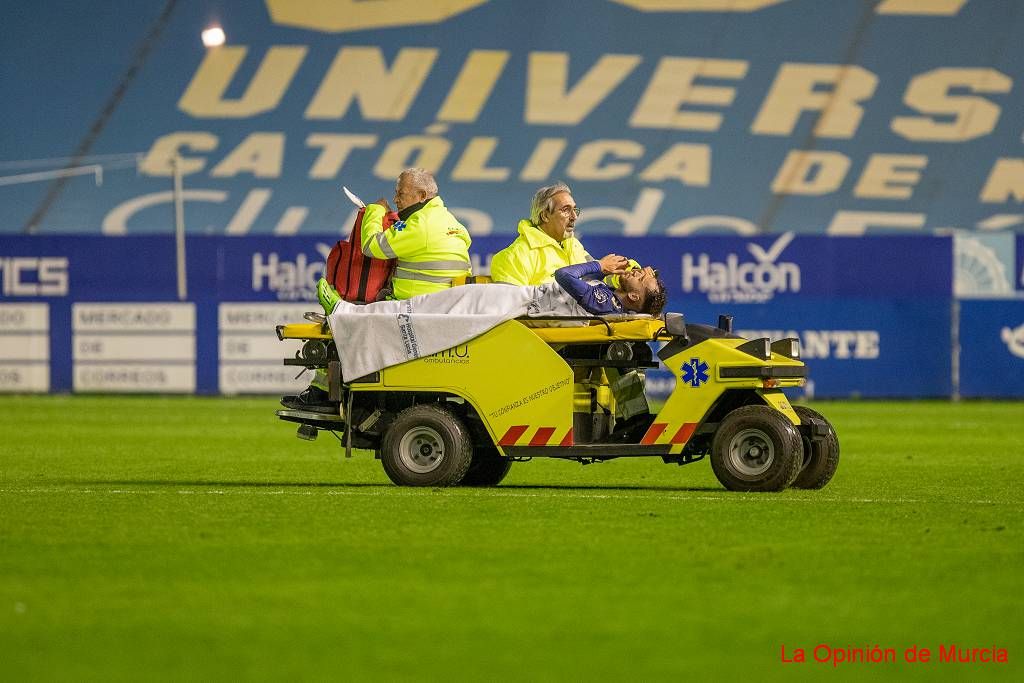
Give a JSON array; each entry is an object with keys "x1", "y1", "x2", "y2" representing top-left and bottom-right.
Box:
[{"x1": 280, "y1": 386, "x2": 338, "y2": 414}]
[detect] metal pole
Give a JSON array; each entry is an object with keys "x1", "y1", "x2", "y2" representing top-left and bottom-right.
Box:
[
  {"x1": 951, "y1": 297, "x2": 960, "y2": 401},
  {"x1": 172, "y1": 155, "x2": 187, "y2": 301},
  {"x1": 0, "y1": 164, "x2": 104, "y2": 187}
]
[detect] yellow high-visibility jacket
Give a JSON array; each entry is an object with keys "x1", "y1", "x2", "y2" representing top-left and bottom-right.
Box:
[
  {"x1": 489, "y1": 219, "x2": 637, "y2": 287},
  {"x1": 489, "y1": 220, "x2": 593, "y2": 285},
  {"x1": 360, "y1": 196, "x2": 472, "y2": 299}
]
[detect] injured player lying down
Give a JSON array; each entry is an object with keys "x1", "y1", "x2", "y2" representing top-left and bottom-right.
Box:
[{"x1": 317, "y1": 260, "x2": 667, "y2": 381}]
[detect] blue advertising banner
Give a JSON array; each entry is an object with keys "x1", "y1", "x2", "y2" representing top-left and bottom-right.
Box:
[
  {"x1": 3, "y1": 1, "x2": 1024, "y2": 239},
  {"x1": 958, "y1": 300, "x2": 1024, "y2": 399},
  {"x1": 1, "y1": 233, "x2": 956, "y2": 398}
]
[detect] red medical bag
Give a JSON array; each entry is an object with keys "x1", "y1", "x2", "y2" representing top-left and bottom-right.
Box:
[{"x1": 325, "y1": 207, "x2": 398, "y2": 303}]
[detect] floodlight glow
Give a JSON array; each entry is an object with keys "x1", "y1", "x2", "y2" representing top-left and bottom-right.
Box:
[{"x1": 201, "y1": 26, "x2": 225, "y2": 47}]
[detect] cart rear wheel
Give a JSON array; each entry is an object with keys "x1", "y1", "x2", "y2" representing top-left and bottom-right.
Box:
[
  {"x1": 791, "y1": 406, "x2": 840, "y2": 489},
  {"x1": 380, "y1": 405, "x2": 473, "y2": 486},
  {"x1": 459, "y1": 447, "x2": 512, "y2": 487},
  {"x1": 711, "y1": 405, "x2": 802, "y2": 492}
]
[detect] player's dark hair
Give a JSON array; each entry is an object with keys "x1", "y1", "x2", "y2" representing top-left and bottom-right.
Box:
[{"x1": 641, "y1": 277, "x2": 667, "y2": 317}]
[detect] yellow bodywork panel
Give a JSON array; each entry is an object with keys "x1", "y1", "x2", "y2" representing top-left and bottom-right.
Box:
[
  {"x1": 378, "y1": 320, "x2": 574, "y2": 448},
  {"x1": 758, "y1": 389, "x2": 800, "y2": 424},
  {"x1": 278, "y1": 322, "x2": 330, "y2": 340},
  {"x1": 651, "y1": 337, "x2": 805, "y2": 452}
]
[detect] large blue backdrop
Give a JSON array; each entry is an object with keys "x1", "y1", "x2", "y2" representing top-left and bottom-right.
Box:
[{"x1": 2, "y1": 233, "x2": 1021, "y2": 398}]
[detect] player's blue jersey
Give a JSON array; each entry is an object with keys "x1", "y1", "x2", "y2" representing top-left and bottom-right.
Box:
[{"x1": 553, "y1": 261, "x2": 624, "y2": 315}]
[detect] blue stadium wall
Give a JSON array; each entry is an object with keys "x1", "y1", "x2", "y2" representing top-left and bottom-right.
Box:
[
  {"x1": 2, "y1": 233, "x2": 1022, "y2": 399},
  {"x1": 1, "y1": 1, "x2": 1022, "y2": 397}
]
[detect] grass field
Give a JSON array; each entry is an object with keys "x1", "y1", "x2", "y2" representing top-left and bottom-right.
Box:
[{"x1": 1, "y1": 396, "x2": 1022, "y2": 680}]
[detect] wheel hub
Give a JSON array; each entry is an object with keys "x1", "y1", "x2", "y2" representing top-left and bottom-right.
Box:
[
  {"x1": 727, "y1": 428, "x2": 775, "y2": 478},
  {"x1": 399, "y1": 426, "x2": 446, "y2": 474}
]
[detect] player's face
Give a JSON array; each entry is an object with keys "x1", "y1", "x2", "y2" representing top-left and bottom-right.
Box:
[{"x1": 620, "y1": 267, "x2": 659, "y2": 311}]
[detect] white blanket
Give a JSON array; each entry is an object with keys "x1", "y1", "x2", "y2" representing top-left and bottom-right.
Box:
[{"x1": 326, "y1": 283, "x2": 589, "y2": 380}]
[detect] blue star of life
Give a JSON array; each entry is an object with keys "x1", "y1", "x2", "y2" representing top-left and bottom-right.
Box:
[
  {"x1": 681, "y1": 357, "x2": 709, "y2": 387},
  {"x1": 393, "y1": 220, "x2": 406, "y2": 231}
]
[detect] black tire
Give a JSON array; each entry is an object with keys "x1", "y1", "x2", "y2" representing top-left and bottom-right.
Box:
[
  {"x1": 459, "y1": 447, "x2": 513, "y2": 487},
  {"x1": 380, "y1": 405, "x2": 473, "y2": 486},
  {"x1": 710, "y1": 405, "x2": 802, "y2": 492},
  {"x1": 791, "y1": 406, "x2": 840, "y2": 490}
]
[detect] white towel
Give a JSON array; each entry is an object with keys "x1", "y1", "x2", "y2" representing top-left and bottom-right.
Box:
[{"x1": 326, "y1": 283, "x2": 589, "y2": 380}]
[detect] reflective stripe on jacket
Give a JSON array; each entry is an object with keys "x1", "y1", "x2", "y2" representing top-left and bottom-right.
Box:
[{"x1": 360, "y1": 196, "x2": 472, "y2": 299}]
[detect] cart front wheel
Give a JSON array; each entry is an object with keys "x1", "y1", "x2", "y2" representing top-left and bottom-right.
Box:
[{"x1": 711, "y1": 405, "x2": 802, "y2": 492}]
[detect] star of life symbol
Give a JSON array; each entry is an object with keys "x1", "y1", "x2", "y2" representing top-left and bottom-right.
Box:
[{"x1": 681, "y1": 357, "x2": 709, "y2": 388}]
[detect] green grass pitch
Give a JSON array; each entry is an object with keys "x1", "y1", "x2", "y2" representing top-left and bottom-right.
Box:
[{"x1": 1, "y1": 396, "x2": 1022, "y2": 679}]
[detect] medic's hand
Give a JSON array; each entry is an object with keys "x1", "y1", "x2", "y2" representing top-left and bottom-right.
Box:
[
  {"x1": 374, "y1": 198, "x2": 393, "y2": 211},
  {"x1": 598, "y1": 254, "x2": 629, "y2": 275}
]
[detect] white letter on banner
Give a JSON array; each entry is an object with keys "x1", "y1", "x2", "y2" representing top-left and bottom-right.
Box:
[
  {"x1": 210, "y1": 133, "x2": 285, "y2": 178},
  {"x1": 374, "y1": 136, "x2": 451, "y2": 178},
  {"x1": 752, "y1": 64, "x2": 877, "y2": 138},
  {"x1": 140, "y1": 132, "x2": 218, "y2": 176},
  {"x1": 853, "y1": 154, "x2": 928, "y2": 199},
  {"x1": 630, "y1": 57, "x2": 747, "y2": 131},
  {"x1": 891, "y1": 68, "x2": 1011, "y2": 142},
  {"x1": 102, "y1": 191, "x2": 228, "y2": 235},
  {"x1": 306, "y1": 134, "x2": 378, "y2": 179},
  {"x1": 771, "y1": 151, "x2": 849, "y2": 195},
  {"x1": 525, "y1": 52, "x2": 641, "y2": 125},
  {"x1": 265, "y1": 0, "x2": 487, "y2": 32},
  {"x1": 520, "y1": 139, "x2": 568, "y2": 182},
  {"x1": 640, "y1": 144, "x2": 711, "y2": 185},
  {"x1": 437, "y1": 50, "x2": 510, "y2": 123},
  {"x1": 876, "y1": 0, "x2": 967, "y2": 16},
  {"x1": 567, "y1": 140, "x2": 643, "y2": 180},
  {"x1": 826, "y1": 211, "x2": 926, "y2": 235},
  {"x1": 612, "y1": 0, "x2": 966, "y2": 15},
  {"x1": 666, "y1": 216, "x2": 757, "y2": 235},
  {"x1": 573, "y1": 188, "x2": 664, "y2": 236},
  {"x1": 609, "y1": 1, "x2": 789, "y2": 11},
  {"x1": 306, "y1": 47, "x2": 437, "y2": 121},
  {"x1": 451, "y1": 138, "x2": 511, "y2": 181},
  {"x1": 980, "y1": 158, "x2": 1024, "y2": 203},
  {"x1": 179, "y1": 46, "x2": 306, "y2": 118}
]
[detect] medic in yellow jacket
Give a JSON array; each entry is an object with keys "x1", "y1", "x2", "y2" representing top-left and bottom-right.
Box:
[
  {"x1": 361, "y1": 169, "x2": 472, "y2": 300},
  {"x1": 281, "y1": 168, "x2": 469, "y2": 413},
  {"x1": 490, "y1": 218, "x2": 592, "y2": 285},
  {"x1": 490, "y1": 183, "x2": 638, "y2": 287}
]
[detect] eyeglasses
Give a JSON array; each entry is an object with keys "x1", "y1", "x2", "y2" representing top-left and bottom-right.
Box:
[{"x1": 557, "y1": 206, "x2": 582, "y2": 218}]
